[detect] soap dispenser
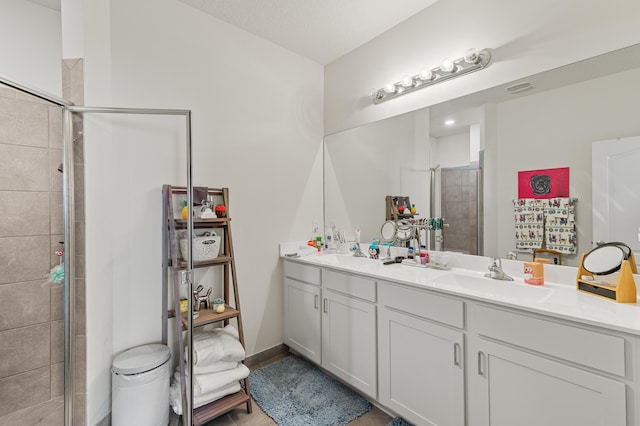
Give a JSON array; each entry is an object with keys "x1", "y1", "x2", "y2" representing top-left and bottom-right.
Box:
[{"x1": 369, "y1": 238, "x2": 380, "y2": 259}]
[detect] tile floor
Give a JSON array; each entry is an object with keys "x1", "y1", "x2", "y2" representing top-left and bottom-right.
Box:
[{"x1": 171, "y1": 350, "x2": 394, "y2": 425}]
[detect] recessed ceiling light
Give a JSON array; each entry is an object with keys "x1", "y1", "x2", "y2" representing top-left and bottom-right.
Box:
[{"x1": 444, "y1": 119, "x2": 455, "y2": 126}]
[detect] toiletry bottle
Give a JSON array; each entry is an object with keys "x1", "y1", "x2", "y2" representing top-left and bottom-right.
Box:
[
  {"x1": 181, "y1": 201, "x2": 188, "y2": 220},
  {"x1": 407, "y1": 246, "x2": 414, "y2": 259},
  {"x1": 420, "y1": 245, "x2": 428, "y2": 265}
]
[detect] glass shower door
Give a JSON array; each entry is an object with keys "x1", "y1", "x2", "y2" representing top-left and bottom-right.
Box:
[{"x1": 63, "y1": 107, "x2": 192, "y2": 425}]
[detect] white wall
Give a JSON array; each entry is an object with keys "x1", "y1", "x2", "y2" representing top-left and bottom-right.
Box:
[
  {"x1": 493, "y1": 67, "x2": 640, "y2": 265},
  {"x1": 325, "y1": 0, "x2": 640, "y2": 134},
  {"x1": 324, "y1": 112, "x2": 420, "y2": 243},
  {"x1": 79, "y1": 0, "x2": 324, "y2": 422},
  {"x1": 0, "y1": 0, "x2": 62, "y2": 95},
  {"x1": 435, "y1": 132, "x2": 470, "y2": 168}
]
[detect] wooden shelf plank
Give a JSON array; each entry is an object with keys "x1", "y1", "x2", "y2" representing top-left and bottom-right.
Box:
[
  {"x1": 179, "y1": 305, "x2": 240, "y2": 329},
  {"x1": 169, "y1": 255, "x2": 233, "y2": 269},
  {"x1": 192, "y1": 390, "x2": 251, "y2": 426},
  {"x1": 172, "y1": 218, "x2": 231, "y2": 229}
]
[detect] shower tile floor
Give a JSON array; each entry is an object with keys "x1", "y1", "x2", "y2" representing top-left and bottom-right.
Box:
[{"x1": 170, "y1": 350, "x2": 393, "y2": 425}]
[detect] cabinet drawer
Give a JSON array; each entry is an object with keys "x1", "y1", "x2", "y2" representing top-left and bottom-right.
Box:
[
  {"x1": 284, "y1": 261, "x2": 321, "y2": 285},
  {"x1": 323, "y1": 269, "x2": 376, "y2": 302},
  {"x1": 474, "y1": 305, "x2": 625, "y2": 377},
  {"x1": 379, "y1": 281, "x2": 464, "y2": 329}
]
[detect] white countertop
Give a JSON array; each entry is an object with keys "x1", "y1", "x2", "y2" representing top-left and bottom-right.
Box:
[{"x1": 280, "y1": 244, "x2": 640, "y2": 336}]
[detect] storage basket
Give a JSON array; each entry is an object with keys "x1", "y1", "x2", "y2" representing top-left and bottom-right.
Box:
[{"x1": 179, "y1": 234, "x2": 221, "y2": 261}]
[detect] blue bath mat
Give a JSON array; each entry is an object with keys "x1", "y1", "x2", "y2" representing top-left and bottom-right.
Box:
[
  {"x1": 387, "y1": 417, "x2": 413, "y2": 426},
  {"x1": 249, "y1": 355, "x2": 371, "y2": 426}
]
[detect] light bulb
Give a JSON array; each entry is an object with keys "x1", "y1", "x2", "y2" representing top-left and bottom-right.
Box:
[
  {"x1": 464, "y1": 48, "x2": 479, "y2": 64},
  {"x1": 444, "y1": 119, "x2": 455, "y2": 126},
  {"x1": 401, "y1": 75, "x2": 414, "y2": 88},
  {"x1": 419, "y1": 68, "x2": 434, "y2": 81},
  {"x1": 368, "y1": 88, "x2": 380, "y2": 99},
  {"x1": 440, "y1": 58, "x2": 455, "y2": 73},
  {"x1": 384, "y1": 83, "x2": 396, "y2": 94}
]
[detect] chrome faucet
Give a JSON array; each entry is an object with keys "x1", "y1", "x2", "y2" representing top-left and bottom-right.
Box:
[
  {"x1": 350, "y1": 242, "x2": 367, "y2": 258},
  {"x1": 485, "y1": 257, "x2": 514, "y2": 281}
]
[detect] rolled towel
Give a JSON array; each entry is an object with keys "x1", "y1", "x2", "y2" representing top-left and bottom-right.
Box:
[
  {"x1": 172, "y1": 363, "x2": 249, "y2": 396},
  {"x1": 170, "y1": 381, "x2": 240, "y2": 415},
  {"x1": 188, "y1": 325, "x2": 246, "y2": 367}
]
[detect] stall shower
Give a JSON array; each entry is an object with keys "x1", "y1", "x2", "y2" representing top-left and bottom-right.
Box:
[{"x1": 0, "y1": 58, "x2": 86, "y2": 426}]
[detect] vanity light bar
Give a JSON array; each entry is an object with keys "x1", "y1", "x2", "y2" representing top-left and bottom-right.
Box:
[{"x1": 369, "y1": 48, "x2": 492, "y2": 105}]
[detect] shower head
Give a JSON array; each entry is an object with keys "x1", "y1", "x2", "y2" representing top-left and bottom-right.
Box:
[{"x1": 57, "y1": 163, "x2": 63, "y2": 173}]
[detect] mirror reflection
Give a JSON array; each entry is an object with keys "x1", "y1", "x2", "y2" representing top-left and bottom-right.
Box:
[{"x1": 324, "y1": 43, "x2": 640, "y2": 266}]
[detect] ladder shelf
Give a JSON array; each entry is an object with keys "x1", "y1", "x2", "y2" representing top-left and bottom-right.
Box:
[{"x1": 162, "y1": 185, "x2": 251, "y2": 426}]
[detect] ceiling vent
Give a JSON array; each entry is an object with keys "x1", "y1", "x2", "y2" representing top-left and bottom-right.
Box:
[{"x1": 505, "y1": 81, "x2": 535, "y2": 94}]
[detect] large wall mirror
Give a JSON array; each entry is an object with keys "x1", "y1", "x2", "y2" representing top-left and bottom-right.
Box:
[{"x1": 324, "y1": 43, "x2": 640, "y2": 266}]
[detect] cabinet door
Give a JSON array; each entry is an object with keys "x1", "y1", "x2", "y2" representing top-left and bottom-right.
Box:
[
  {"x1": 322, "y1": 289, "x2": 377, "y2": 399},
  {"x1": 284, "y1": 278, "x2": 321, "y2": 364},
  {"x1": 468, "y1": 339, "x2": 626, "y2": 426},
  {"x1": 378, "y1": 307, "x2": 464, "y2": 426}
]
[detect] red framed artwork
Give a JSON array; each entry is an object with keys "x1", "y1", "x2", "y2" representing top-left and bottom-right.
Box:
[{"x1": 518, "y1": 167, "x2": 570, "y2": 199}]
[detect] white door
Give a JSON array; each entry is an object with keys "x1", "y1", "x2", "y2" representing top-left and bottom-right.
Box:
[
  {"x1": 469, "y1": 339, "x2": 626, "y2": 426},
  {"x1": 322, "y1": 289, "x2": 377, "y2": 399},
  {"x1": 592, "y1": 136, "x2": 640, "y2": 265},
  {"x1": 378, "y1": 307, "x2": 464, "y2": 426},
  {"x1": 284, "y1": 278, "x2": 322, "y2": 364}
]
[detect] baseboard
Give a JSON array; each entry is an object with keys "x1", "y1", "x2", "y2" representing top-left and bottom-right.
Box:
[{"x1": 244, "y1": 344, "x2": 289, "y2": 368}]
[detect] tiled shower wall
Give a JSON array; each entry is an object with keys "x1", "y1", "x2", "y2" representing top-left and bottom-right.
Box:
[
  {"x1": 0, "y1": 59, "x2": 86, "y2": 426},
  {"x1": 0, "y1": 83, "x2": 65, "y2": 425},
  {"x1": 441, "y1": 168, "x2": 479, "y2": 255}
]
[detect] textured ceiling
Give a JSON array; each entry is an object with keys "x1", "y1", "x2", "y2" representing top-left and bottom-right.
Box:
[{"x1": 179, "y1": 0, "x2": 439, "y2": 65}]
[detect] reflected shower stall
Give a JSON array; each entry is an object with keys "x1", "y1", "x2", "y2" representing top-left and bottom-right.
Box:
[{"x1": 431, "y1": 166, "x2": 482, "y2": 255}]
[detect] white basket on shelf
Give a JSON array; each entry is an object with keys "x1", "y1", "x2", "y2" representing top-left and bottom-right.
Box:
[{"x1": 179, "y1": 232, "x2": 221, "y2": 261}]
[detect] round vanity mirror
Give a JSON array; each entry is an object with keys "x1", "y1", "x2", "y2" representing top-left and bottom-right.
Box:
[
  {"x1": 396, "y1": 221, "x2": 413, "y2": 242},
  {"x1": 582, "y1": 244, "x2": 626, "y2": 275},
  {"x1": 602, "y1": 242, "x2": 632, "y2": 259},
  {"x1": 380, "y1": 221, "x2": 397, "y2": 243}
]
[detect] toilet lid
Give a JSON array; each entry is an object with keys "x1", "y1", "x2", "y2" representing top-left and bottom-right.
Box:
[{"x1": 112, "y1": 344, "x2": 171, "y2": 375}]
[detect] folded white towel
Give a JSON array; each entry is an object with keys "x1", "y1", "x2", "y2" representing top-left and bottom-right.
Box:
[
  {"x1": 188, "y1": 325, "x2": 246, "y2": 366},
  {"x1": 169, "y1": 381, "x2": 240, "y2": 415},
  {"x1": 195, "y1": 363, "x2": 249, "y2": 395},
  {"x1": 172, "y1": 363, "x2": 249, "y2": 396},
  {"x1": 193, "y1": 360, "x2": 238, "y2": 375}
]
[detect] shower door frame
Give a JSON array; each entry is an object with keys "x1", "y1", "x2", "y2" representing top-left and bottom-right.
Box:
[
  {"x1": 0, "y1": 74, "x2": 195, "y2": 426},
  {"x1": 64, "y1": 106, "x2": 194, "y2": 426}
]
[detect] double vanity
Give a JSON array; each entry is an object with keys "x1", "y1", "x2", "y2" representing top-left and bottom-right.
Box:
[{"x1": 282, "y1": 249, "x2": 640, "y2": 426}]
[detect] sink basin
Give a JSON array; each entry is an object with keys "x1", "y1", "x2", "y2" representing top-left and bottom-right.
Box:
[
  {"x1": 432, "y1": 273, "x2": 554, "y2": 303},
  {"x1": 303, "y1": 253, "x2": 381, "y2": 270}
]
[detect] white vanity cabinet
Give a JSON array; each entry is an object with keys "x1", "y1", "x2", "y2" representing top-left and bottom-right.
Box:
[
  {"x1": 378, "y1": 281, "x2": 466, "y2": 426},
  {"x1": 321, "y1": 269, "x2": 377, "y2": 399},
  {"x1": 283, "y1": 255, "x2": 640, "y2": 426},
  {"x1": 467, "y1": 304, "x2": 629, "y2": 426},
  {"x1": 283, "y1": 261, "x2": 322, "y2": 364}
]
